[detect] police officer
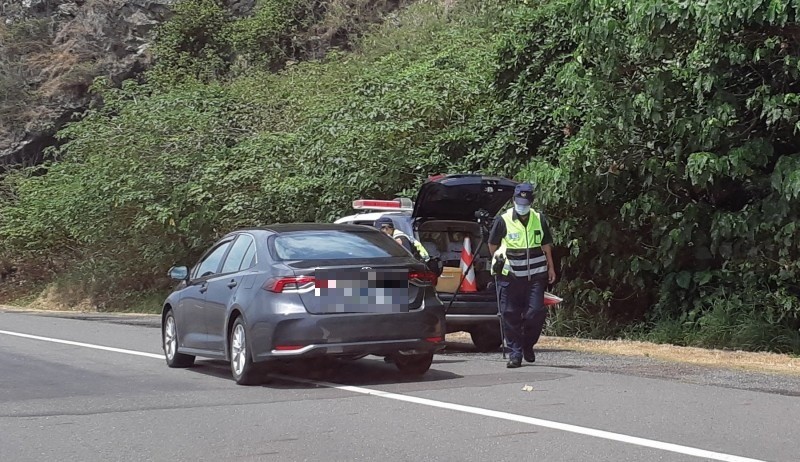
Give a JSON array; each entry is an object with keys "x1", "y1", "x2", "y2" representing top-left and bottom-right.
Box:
[
  {"x1": 374, "y1": 216, "x2": 430, "y2": 262},
  {"x1": 488, "y1": 182, "x2": 556, "y2": 368}
]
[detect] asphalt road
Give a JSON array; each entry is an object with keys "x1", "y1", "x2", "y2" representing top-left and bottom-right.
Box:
[{"x1": 1, "y1": 308, "x2": 798, "y2": 462}]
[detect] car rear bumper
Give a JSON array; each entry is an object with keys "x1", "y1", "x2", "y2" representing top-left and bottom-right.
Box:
[
  {"x1": 259, "y1": 338, "x2": 444, "y2": 359},
  {"x1": 249, "y1": 307, "x2": 445, "y2": 362}
]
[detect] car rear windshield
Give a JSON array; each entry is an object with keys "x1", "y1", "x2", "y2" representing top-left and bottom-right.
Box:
[{"x1": 271, "y1": 230, "x2": 408, "y2": 260}]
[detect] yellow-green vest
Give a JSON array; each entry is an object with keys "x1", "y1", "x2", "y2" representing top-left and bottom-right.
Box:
[
  {"x1": 491, "y1": 208, "x2": 547, "y2": 279},
  {"x1": 393, "y1": 230, "x2": 430, "y2": 262}
]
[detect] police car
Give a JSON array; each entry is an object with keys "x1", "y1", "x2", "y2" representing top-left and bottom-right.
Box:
[
  {"x1": 335, "y1": 198, "x2": 415, "y2": 232},
  {"x1": 335, "y1": 174, "x2": 518, "y2": 352}
]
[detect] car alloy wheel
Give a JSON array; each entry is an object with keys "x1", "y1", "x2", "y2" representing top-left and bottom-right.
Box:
[
  {"x1": 231, "y1": 323, "x2": 247, "y2": 377},
  {"x1": 229, "y1": 316, "x2": 263, "y2": 385},
  {"x1": 163, "y1": 310, "x2": 194, "y2": 368},
  {"x1": 165, "y1": 316, "x2": 177, "y2": 360}
]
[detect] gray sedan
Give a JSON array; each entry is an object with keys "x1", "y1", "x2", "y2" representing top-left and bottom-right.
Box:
[{"x1": 161, "y1": 224, "x2": 446, "y2": 384}]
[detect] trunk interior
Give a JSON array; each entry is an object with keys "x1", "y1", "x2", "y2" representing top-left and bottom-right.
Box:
[{"x1": 417, "y1": 220, "x2": 493, "y2": 292}]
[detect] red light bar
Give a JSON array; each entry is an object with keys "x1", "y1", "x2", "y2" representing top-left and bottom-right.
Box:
[{"x1": 352, "y1": 199, "x2": 412, "y2": 211}]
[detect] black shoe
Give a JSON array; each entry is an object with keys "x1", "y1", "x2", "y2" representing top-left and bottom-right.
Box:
[
  {"x1": 506, "y1": 357, "x2": 522, "y2": 368},
  {"x1": 523, "y1": 348, "x2": 536, "y2": 363}
]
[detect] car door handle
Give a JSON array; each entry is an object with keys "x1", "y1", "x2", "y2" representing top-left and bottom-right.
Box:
[
  {"x1": 199, "y1": 283, "x2": 208, "y2": 294},
  {"x1": 227, "y1": 280, "x2": 238, "y2": 289}
]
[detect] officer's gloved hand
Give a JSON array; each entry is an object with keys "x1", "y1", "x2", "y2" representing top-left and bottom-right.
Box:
[
  {"x1": 492, "y1": 256, "x2": 506, "y2": 276},
  {"x1": 426, "y1": 257, "x2": 443, "y2": 277}
]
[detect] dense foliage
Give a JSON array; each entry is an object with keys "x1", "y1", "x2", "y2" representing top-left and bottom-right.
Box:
[
  {"x1": 504, "y1": 0, "x2": 800, "y2": 351},
  {"x1": 1, "y1": 0, "x2": 799, "y2": 352}
]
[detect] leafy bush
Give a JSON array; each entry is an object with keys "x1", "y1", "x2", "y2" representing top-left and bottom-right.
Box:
[
  {"x1": 1, "y1": 0, "x2": 799, "y2": 353},
  {"x1": 0, "y1": 0, "x2": 502, "y2": 305},
  {"x1": 500, "y1": 0, "x2": 800, "y2": 351}
]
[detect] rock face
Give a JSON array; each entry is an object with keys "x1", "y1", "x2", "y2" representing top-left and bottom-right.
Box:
[
  {"x1": 0, "y1": 0, "x2": 408, "y2": 168},
  {"x1": 0, "y1": 0, "x2": 177, "y2": 167}
]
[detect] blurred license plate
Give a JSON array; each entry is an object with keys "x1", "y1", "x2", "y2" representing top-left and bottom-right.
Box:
[{"x1": 314, "y1": 269, "x2": 409, "y2": 313}]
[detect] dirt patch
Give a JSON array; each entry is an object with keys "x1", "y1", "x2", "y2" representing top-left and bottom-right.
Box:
[
  {"x1": 445, "y1": 332, "x2": 800, "y2": 377},
  {"x1": 24, "y1": 284, "x2": 96, "y2": 312}
]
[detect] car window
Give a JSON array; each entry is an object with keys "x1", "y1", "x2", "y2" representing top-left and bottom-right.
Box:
[
  {"x1": 271, "y1": 230, "x2": 408, "y2": 260},
  {"x1": 193, "y1": 241, "x2": 233, "y2": 279},
  {"x1": 221, "y1": 235, "x2": 255, "y2": 274},
  {"x1": 239, "y1": 240, "x2": 257, "y2": 271}
]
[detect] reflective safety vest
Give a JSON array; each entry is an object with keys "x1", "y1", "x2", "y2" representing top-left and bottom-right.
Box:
[
  {"x1": 393, "y1": 230, "x2": 430, "y2": 262},
  {"x1": 491, "y1": 208, "x2": 547, "y2": 279}
]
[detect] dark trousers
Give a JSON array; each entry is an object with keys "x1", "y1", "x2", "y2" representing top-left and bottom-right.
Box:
[{"x1": 497, "y1": 276, "x2": 547, "y2": 359}]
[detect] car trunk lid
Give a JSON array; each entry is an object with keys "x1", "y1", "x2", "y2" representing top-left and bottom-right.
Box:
[
  {"x1": 282, "y1": 259, "x2": 430, "y2": 314},
  {"x1": 412, "y1": 174, "x2": 518, "y2": 222}
]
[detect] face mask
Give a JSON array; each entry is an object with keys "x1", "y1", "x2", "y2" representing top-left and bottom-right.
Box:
[{"x1": 514, "y1": 203, "x2": 531, "y2": 216}]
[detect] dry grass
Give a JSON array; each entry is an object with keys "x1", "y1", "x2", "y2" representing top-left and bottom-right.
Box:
[
  {"x1": 2, "y1": 0, "x2": 136, "y2": 101},
  {"x1": 302, "y1": 0, "x2": 414, "y2": 56},
  {"x1": 445, "y1": 332, "x2": 800, "y2": 376},
  {"x1": 25, "y1": 284, "x2": 97, "y2": 312}
]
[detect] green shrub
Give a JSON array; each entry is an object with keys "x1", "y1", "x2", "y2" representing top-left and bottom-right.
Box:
[
  {"x1": 497, "y1": 0, "x2": 800, "y2": 351},
  {"x1": 2, "y1": 0, "x2": 799, "y2": 354}
]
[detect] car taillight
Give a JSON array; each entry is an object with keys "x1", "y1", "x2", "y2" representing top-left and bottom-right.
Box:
[
  {"x1": 263, "y1": 276, "x2": 315, "y2": 293},
  {"x1": 425, "y1": 336, "x2": 444, "y2": 343},
  {"x1": 409, "y1": 270, "x2": 437, "y2": 287}
]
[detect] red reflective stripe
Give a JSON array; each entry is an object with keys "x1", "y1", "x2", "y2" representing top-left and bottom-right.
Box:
[
  {"x1": 544, "y1": 292, "x2": 563, "y2": 306},
  {"x1": 459, "y1": 236, "x2": 477, "y2": 292}
]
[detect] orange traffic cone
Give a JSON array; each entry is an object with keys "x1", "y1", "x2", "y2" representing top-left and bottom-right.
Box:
[{"x1": 459, "y1": 236, "x2": 477, "y2": 292}]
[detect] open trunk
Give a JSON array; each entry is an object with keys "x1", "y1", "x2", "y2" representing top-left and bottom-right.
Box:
[{"x1": 417, "y1": 220, "x2": 494, "y2": 294}]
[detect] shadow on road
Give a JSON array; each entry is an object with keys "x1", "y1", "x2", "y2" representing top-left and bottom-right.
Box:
[
  {"x1": 188, "y1": 356, "x2": 463, "y2": 388},
  {"x1": 441, "y1": 340, "x2": 571, "y2": 355}
]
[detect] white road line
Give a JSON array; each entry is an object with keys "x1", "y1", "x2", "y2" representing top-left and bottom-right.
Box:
[
  {"x1": 0, "y1": 329, "x2": 163, "y2": 359},
  {"x1": 0, "y1": 329, "x2": 768, "y2": 462}
]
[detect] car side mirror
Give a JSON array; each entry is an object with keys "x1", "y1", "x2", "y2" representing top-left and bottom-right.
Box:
[{"x1": 168, "y1": 266, "x2": 189, "y2": 281}]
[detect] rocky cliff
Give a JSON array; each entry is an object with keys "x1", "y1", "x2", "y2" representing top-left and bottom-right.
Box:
[
  {"x1": 0, "y1": 0, "x2": 177, "y2": 167},
  {"x1": 0, "y1": 0, "x2": 405, "y2": 168}
]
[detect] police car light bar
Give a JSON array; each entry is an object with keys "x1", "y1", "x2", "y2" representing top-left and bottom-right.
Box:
[{"x1": 352, "y1": 199, "x2": 413, "y2": 211}]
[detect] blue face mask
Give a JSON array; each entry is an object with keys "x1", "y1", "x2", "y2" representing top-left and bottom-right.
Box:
[{"x1": 514, "y1": 203, "x2": 531, "y2": 216}]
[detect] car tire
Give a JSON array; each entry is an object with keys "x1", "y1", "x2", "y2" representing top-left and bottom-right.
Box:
[
  {"x1": 163, "y1": 310, "x2": 195, "y2": 368},
  {"x1": 229, "y1": 316, "x2": 263, "y2": 385},
  {"x1": 470, "y1": 325, "x2": 503, "y2": 353},
  {"x1": 394, "y1": 352, "x2": 434, "y2": 376}
]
